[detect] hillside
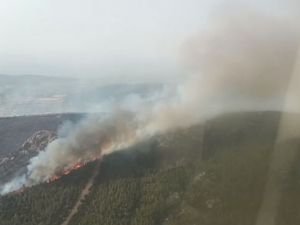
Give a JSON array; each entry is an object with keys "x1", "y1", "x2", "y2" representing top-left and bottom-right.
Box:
[
  {"x1": 0, "y1": 113, "x2": 83, "y2": 157},
  {"x1": 0, "y1": 111, "x2": 299, "y2": 225}
]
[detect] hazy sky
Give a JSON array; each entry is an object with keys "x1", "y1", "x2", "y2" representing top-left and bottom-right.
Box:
[
  {"x1": 0, "y1": 0, "x2": 217, "y2": 79},
  {"x1": 0, "y1": 0, "x2": 295, "y2": 80}
]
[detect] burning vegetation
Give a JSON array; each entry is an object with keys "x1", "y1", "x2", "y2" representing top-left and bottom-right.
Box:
[
  {"x1": 1, "y1": 4, "x2": 300, "y2": 197},
  {"x1": 47, "y1": 157, "x2": 100, "y2": 183}
]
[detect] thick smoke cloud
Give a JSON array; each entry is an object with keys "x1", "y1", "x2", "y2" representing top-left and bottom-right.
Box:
[
  {"x1": 145, "y1": 7, "x2": 299, "y2": 133},
  {"x1": 1, "y1": 4, "x2": 299, "y2": 194},
  {"x1": 27, "y1": 112, "x2": 140, "y2": 183},
  {"x1": 1, "y1": 112, "x2": 142, "y2": 194}
]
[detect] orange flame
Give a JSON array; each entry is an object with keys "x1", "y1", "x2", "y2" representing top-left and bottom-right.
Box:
[{"x1": 46, "y1": 156, "x2": 101, "y2": 183}]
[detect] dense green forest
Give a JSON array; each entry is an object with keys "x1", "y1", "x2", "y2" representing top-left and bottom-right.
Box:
[
  {"x1": 1, "y1": 111, "x2": 300, "y2": 225},
  {"x1": 0, "y1": 163, "x2": 94, "y2": 225}
]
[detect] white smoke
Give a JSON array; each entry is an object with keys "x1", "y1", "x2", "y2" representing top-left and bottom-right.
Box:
[
  {"x1": 1, "y1": 3, "x2": 299, "y2": 195},
  {"x1": 1, "y1": 112, "x2": 143, "y2": 194}
]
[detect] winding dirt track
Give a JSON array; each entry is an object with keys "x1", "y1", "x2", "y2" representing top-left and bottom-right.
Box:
[{"x1": 61, "y1": 160, "x2": 101, "y2": 225}]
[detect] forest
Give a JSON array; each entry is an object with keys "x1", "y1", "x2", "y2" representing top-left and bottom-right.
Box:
[{"x1": 1, "y1": 111, "x2": 300, "y2": 225}]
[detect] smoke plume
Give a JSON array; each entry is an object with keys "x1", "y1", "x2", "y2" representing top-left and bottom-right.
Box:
[
  {"x1": 1, "y1": 112, "x2": 142, "y2": 194},
  {"x1": 1, "y1": 4, "x2": 299, "y2": 194}
]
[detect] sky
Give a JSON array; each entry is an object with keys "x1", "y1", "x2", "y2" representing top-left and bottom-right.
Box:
[
  {"x1": 0, "y1": 0, "x2": 296, "y2": 81},
  {"x1": 0, "y1": 0, "x2": 218, "y2": 80}
]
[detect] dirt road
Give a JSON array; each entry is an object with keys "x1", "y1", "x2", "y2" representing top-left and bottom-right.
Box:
[{"x1": 61, "y1": 160, "x2": 101, "y2": 225}]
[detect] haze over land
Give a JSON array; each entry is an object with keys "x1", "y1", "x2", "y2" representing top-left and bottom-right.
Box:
[
  {"x1": 0, "y1": 74, "x2": 164, "y2": 117},
  {"x1": 0, "y1": 1, "x2": 300, "y2": 224},
  {"x1": 1, "y1": 0, "x2": 300, "y2": 193}
]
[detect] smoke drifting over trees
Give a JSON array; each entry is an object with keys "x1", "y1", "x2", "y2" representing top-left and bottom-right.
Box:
[{"x1": 1, "y1": 4, "x2": 300, "y2": 194}]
